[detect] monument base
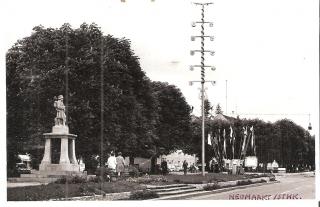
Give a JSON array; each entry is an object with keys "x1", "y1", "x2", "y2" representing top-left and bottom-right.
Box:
[
  {"x1": 52, "y1": 125, "x2": 69, "y2": 134},
  {"x1": 39, "y1": 163, "x2": 80, "y2": 173}
]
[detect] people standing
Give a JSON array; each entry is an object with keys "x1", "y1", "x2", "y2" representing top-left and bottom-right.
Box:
[
  {"x1": 116, "y1": 152, "x2": 125, "y2": 176},
  {"x1": 183, "y1": 160, "x2": 188, "y2": 175},
  {"x1": 107, "y1": 152, "x2": 117, "y2": 173},
  {"x1": 161, "y1": 158, "x2": 168, "y2": 175}
]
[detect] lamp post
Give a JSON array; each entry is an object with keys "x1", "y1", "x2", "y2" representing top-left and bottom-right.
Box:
[{"x1": 190, "y1": 2, "x2": 214, "y2": 176}]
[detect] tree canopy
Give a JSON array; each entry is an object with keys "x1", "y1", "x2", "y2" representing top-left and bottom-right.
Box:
[
  {"x1": 187, "y1": 115, "x2": 315, "y2": 170},
  {"x1": 150, "y1": 81, "x2": 192, "y2": 155},
  {"x1": 6, "y1": 23, "x2": 192, "y2": 173},
  {"x1": 215, "y1": 104, "x2": 223, "y2": 115}
]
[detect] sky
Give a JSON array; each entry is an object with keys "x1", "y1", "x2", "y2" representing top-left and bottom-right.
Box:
[
  {"x1": 0, "y1": 0, "x2": 319, "y2": 206},
  {"x1": 1, "y1": 0, "x2": 318, "y2": 133},
  {"x1": 1, "y1": 0, "x2": 318, "y2": 132}
]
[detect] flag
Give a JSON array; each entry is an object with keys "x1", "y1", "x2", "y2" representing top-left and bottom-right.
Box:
[
  {"x1": 244, "y1": 126, "x2": 248, "y2": 136},
  {"x1": 208, "y1": 133, "x2": 212, "y2": 146},
  {"x1": 213, "y1": 135, "x2": 219, "y2": 146},
  {"x1": 232, "y1": 136, "x2": 235, "y2": 159},
  {"x1": 250, "y1": 126, "x2": 256, "y2": 155},
  {"x1": 213, "y1": 135, "x2": 220, "y2": 160},
  {"x1": 241, "y1": 126, "x2": 247, "y2": 157},
  {"x1": 230, "y1": 126, "x2": 235, "y2": 159}
]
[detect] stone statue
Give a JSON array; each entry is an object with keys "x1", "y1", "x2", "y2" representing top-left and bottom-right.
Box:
[{"x1": 54, "y1": 95, "x2": 66, "y2": 126}]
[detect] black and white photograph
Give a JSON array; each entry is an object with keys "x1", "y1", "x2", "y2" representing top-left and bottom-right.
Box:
[{"x1": 1, "y1": 0, "x2": 319, "y2": 206}]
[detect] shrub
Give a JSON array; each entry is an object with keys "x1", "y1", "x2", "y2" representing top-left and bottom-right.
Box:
[
  {"x1": 78, "y1": 183, "x2": 95, "y2": 196},
  {"x1": 203, "y1": 183, "x2": 220, "y2": 191},
  {"x1": 55, "y1": 177, "x2": 67, "y2": 184},
  {"x1": 95, "y1": 167, "x2": 114, "y2": 176},
  {"x1": 72, "y1": 175, "x2": 87, "y2": 183},
  {"x1": 261, "y1": 179, "x2": 267, "y2": 183},
  {"x1": 7, "y1": 168, "x2": 19, "y2": 177},
  {"x1": 87, "y1": 176, "x2": 100, "y2": 183},
  {"x1": 129, "y1": 190, "x2": 159, "y2": 200},
  {"x1": 269, "y1": 177, "x2": 276, "y2": 181},
  {"x1": 7, "y1": 183, "x2": 79, "y2": 201},
  {"x1": 173, "y1": 179, "x2": 181, "y2": 183},
  {"x1": 237, "y1": 180, "x2": 253, "y2": 186},
  {"x1": 55, "y1": 175, "x2": 87, "y2": 184},
  {"x1": 128, "y1": 166, "x2": 139, "y2": 177}
]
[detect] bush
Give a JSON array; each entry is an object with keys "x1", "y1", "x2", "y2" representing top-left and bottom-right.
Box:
[
  {"x1": 7, "y1": 168, "x2": 19, "y2": 177},
  {"x1": 7, "y1": 183, "x2": 79, "y2": 201},
  {"x1": 237, "y1": 180, "x2": 253, "y2": 186},
  {"x1": 173, "y1": 179, "x2": 181, "y2": 183},
  {"x1": 203, "y1": 183, "x2": 220, "y2": 191},
  {"x1": 55, "y1": 175, "x2": 87, "y2": 184},
  {"x1": 78, "y1": 183, "x2": 95, "y2": 196},
  {"x1": 128, "y1": 165, "x2": 139, "y2": 177},
  {"x1": 55, "y1": 177, "x2": 67, "y2": 184},
  {"x1": 129, "y1": 190, "x2": 159, "y2": 200},
  {"x1": 87, "y1": 176, "x2": 100, "y2": 183},
  {"x1": 269, "y1": 177, "x2": 276, "y2": 181},
  {"x1": 95, "y1": 167, "x2": 114, "y2": 181}
]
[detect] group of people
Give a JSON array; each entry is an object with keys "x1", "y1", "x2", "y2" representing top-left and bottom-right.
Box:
[{"x1": 106, "y1": 151, "x2": 125, "y2": 176}]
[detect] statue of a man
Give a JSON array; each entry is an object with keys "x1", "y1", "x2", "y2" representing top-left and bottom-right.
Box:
[{"x1": 54, "y1": 95, "x2": 66, "y2": 126}]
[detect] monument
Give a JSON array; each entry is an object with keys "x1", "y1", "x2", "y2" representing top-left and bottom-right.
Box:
[{"x1": 39, "y1": 95, "x2": 80, "y2": 175}]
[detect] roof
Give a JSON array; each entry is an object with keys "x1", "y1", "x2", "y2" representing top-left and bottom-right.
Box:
[{"x1": 212, "y1": 114, "x2": 237, "y2": 123}]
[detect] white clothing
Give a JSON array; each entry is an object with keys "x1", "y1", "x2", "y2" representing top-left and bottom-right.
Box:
[{"x1": 107, "y1": 156, "x2": 117, "y2": 170}]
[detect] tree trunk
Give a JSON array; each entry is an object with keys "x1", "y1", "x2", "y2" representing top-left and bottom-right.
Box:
[{"x1": 150, "y1": 156, "x2": 157, "y2": 174}]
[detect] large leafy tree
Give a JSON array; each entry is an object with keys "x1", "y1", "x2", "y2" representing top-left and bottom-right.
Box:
[
  {"x1": 150, "y1": 81, "x2": 192, "y2": 155},
  {"x1": 6, "y1": 23, "x2": 158, "y2": 172}
]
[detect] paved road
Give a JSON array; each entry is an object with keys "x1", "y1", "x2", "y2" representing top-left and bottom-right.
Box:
[{"x1": 186, "y1": 173, "x2": 315, "y2": 200}]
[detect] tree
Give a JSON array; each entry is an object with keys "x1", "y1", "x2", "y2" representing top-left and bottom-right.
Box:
[
  {"x1": 204, "y1": 99, "x2": 212, "y2": 118},
  {"x1": 186, "y1": 116, "x2": 315, "y2": 172},
  {"x1": 215, "y1": 104, "x2": 223, "y2": 115},
  {"x1": 6, "y1": 23, "x2": 159, "y2": 173},
  {"x1": 150, "y1": 81, "x2": 192, "y2": 154}
]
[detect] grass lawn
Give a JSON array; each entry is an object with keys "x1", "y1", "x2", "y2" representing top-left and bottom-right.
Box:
[
  {"x1": 7, "y1": 173, "x2": 271, "y2": 200},
  {"x1": 7, "y1": 181, "x2": 146, "y2": 201}
]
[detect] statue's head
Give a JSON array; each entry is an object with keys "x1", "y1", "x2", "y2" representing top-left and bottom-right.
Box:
[{"x1": 58, "y1": 95, "x2": 63, "y2": 100}]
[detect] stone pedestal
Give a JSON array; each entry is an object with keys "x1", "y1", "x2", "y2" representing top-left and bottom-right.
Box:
[{"x1": 39, "y1": 126, "x2": 80, "y2": 175}]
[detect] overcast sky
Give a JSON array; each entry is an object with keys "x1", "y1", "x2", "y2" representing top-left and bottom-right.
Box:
[{"x1": 1, "y1": 0, "x2": 318, "y2": 136}]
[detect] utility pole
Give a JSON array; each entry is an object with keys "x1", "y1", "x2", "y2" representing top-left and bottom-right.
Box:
[
  {"x1": 190, "y1": 2, "x2": 215, "y2": 176},
  {"x1": 225, "y1": 80, "x2": 228, "y2": 115}
]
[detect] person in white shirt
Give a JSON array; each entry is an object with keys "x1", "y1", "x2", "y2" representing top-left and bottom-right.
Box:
[{"x1": 107, "y1": 152, "x2": 117, "y2": 172}]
